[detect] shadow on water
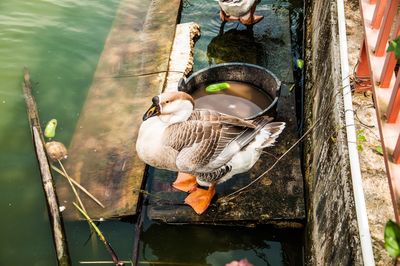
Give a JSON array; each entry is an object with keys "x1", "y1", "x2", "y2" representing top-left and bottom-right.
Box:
[
  {"x1": 207, "y1": 27, "x2": 264, "y2": 65},
  {"x1": 140, "y1": 222, "x2": 303, "y2": 266}
]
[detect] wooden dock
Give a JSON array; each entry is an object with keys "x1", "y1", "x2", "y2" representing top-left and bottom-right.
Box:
[
  {"x1": 56, "y1": 0, "x2": 182, "y2": 220},
  {"x1": 147, "y1": 8, "x2": 305, "y2": 226}
]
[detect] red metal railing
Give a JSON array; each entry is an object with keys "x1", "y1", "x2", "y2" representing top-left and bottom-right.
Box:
[{"x1": 356, "y1": 0, "x2": 400, "y2": 221}]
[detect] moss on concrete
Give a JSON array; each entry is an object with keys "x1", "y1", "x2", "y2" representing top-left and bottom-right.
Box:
[{"x1": 304, "y1": 0, "x2": 363, "y2": 264}]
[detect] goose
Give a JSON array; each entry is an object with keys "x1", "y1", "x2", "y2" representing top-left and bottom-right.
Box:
[
  {"x1": 218, "y1": 0, "x2": 263, "y2": 25},
  {"x1": 136, "y1": 91, "x2": 285, "y2": 214}
]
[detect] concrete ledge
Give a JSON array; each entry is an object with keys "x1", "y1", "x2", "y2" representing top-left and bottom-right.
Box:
[
  {"x1": 304, "y1": 0, "x2": 363, "y2": 264},
  {"x1": 164, "y1": 22, "x2": 200, "y2": 92}
]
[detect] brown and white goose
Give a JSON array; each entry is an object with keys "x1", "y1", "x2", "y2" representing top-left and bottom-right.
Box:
[{"x1": 136, "y1": 91, "x2": 285, "y2": 214}]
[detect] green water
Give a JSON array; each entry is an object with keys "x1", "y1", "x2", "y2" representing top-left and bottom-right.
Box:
[
  {"x1": 0, "y1": 0, "x2": 304, "y2": 265},
  {"x1": 0, "y1": 0, "x2": 126, "y2": 265}
]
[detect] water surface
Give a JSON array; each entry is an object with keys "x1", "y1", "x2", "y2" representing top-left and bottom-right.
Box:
[
  {"x1": 192, "y1": 81, "x2": 272, "y2": 118},
  {"x1": 0, "y1": 0, "x2": 126, "y2": 265}
]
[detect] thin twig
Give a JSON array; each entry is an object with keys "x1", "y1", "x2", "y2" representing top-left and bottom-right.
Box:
[
  {"x1": 218, "y1": 76, "x2": 353, "y2": 202},
  {"x1": 58, "y1": 160, "x2": 86, "y2": 213},
  {"x1": 51, "y1": 165, "x2": 105, "y2": 208},
  {"x1": 79, "y1": 261, "x2": 131, "y2": 265},
  {"x1": 73, "y1": 203, "x2": 124, "y2": 266},
  {"x1": 260, "y1": 150, "x2": 279, "y2": 160},
  {"x1": 219, "y1": 117, "x2": 322, "y2": 202},
  {"x1": 132, "y1": 188, "x2": 174, "y2": 204},
  {"x1": 79, "y1": 261, "x2": 207, "y2": 265},
  {"x1": 131, "y1": 206, "x2": 144, "y2": 266}
]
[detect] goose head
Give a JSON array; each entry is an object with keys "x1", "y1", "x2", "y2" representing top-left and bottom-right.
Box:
[{"x1": 142, "y1": 91, "x2": 195, "y2": 124}]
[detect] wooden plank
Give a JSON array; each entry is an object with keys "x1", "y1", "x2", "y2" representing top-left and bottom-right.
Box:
[
  {"x1": 374, "y1": 0, "x2": 396, "y2": 56},
  {"x1": 147, "y1": 8, "x2": 304, "y2": 226},
  {"x1": 379, "y1": 20, "x2": 400, "y2": 87},
  {"x1": 371, "y1": 0, "x2": 386, "y2": 29},
  {"x1": 57, "y1": 0, "x2": 182, "y2": 220}
]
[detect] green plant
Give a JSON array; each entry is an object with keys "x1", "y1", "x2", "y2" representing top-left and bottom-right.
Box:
[
  {"x1": 296, "y1": 59, "x2": 304, "y2": 69},
  {"x1": 356, "y1": 129, "x2": 366, "y2": 151},
  {"x1": 375, "y1": 145, "x2": 384, "y2": 155},
  {"x1": 384, "y1": 220, "x2": 400, "y2": 259},
  {"x1": 387, "y1": 36, "x2": 400, "y2": 59}
]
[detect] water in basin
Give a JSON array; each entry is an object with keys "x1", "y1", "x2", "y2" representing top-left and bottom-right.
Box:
[{"x1": 192, "y1": 81, "x2": 273, "y2": 118}]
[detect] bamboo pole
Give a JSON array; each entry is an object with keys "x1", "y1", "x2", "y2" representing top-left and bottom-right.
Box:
[
  {"x1": 22, "y1": 68, "x2": 71, "y2": 265},
  {"x1": 131, "y1": 209, "x2": 144, "y2": 266},
  {"x1": 73, "y1": 203, "x2": 124, "y2": 266}
]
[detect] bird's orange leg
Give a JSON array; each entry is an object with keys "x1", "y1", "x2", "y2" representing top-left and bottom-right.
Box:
[
  {"x1": 172, "y1": 172, "x2": 197, "y2": 192},
  {"x1": 239, "y1": 2, "x2": 263, "y2": 25},
  {"x1": 184, "y1": 185, "x2": 216, "y2": 215}
]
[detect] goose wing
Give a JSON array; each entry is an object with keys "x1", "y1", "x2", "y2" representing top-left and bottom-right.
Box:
[
  {"x1": 163, "y1": 110, "x2": 268, "y2": 173},
  {"x1": 188, "y1": 109, "x2": 255, "y2": 128}
]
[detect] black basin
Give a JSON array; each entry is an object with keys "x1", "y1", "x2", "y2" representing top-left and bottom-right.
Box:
[{"x1": 178, "y1": 63, "x2": 281, "y2": 119}]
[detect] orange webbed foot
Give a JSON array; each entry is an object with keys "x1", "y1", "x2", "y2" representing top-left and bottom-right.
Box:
[
  {"x1": 240, "y1": 15, "x2": 264, "y2": 25},
  {"x1": 184, "y1": 185, "x2": 216, "y2": 215},
  {"x1": 172, "y1": 172, "x2": 197, "y2": 192}
]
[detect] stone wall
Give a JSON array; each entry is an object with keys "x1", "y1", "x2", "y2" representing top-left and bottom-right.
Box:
[{"x1": 304, "y1": 0, "x2": 363, "y2": 264}]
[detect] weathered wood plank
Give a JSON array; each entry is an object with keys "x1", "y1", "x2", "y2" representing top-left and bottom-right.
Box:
[
  {"x1": 57, "y1": 0, "x2": 182, "y2": 220},
  {"x1": 147, "y1": 8, "x2": 305, "y2": 226}
]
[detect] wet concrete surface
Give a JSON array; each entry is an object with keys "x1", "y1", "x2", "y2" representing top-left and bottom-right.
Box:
[{"x1": 303, "y1": 0, "x2": 363, "y2": 264}]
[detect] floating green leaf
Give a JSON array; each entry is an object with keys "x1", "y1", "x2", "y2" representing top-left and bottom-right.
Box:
[
  {"x1": 385, "y1": 220, "x2": 400, "y2": 258},
  {"x1": 205, "y1": 82, "x2": 230, "y2": 93},
  {"x1": 44, "y1": 119, "x2": 57, "y2": 139},
  {"x1": 387, "y1": 36, "x2": 400, "y2": 59},
  {"x1": 296, "y1": 59, "x2": 304, "y2": 69}
]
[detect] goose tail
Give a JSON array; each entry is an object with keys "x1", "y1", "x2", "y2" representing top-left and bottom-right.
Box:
[{"x1": 258, "y1": 121, "x2": 286, "y2": 149}]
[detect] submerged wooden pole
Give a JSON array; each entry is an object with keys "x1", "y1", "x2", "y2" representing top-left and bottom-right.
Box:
[{"x1": 22, "y1": 68, "x2": 71, "y2": 266}]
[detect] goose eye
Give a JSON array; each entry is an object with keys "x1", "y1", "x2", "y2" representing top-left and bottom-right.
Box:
[{"x1": 166, "y1": 100, "x2": 170, "y2": 104}]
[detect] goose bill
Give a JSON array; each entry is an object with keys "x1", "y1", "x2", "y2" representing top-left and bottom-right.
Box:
[{"x1": 143, "y1": 104, "x2": 160, "y2": 121}]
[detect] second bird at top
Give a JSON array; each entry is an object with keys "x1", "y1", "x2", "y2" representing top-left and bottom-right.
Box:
[{"x1": 218, "y1": 0, "x2": 264, "y2": 25}]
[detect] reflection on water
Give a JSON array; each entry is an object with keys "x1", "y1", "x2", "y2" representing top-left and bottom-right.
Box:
[
  {"x1": 191, "y1": 81, "x2": 273, "y2": 118},
  {"x1": 181, "y1": 0, "x2": 301, "y2": 84},
  {"x1": 140, "y1": 223, "x2": 303, "y2": 265},
  {"x1": 195, "y1": 93, "x2": 263, "y2": 118},
  {"x1": 207, "y1": 27, "x2": 263, "y2": 65}
]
